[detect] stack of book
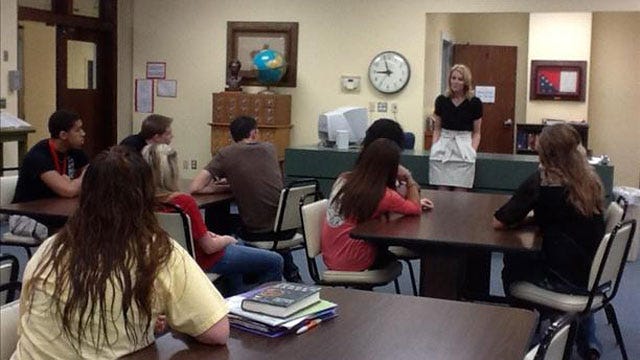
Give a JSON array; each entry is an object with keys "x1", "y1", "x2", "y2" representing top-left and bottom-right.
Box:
[{"x1": 226, "y1": 282, "x2": 338, "y2": 337}]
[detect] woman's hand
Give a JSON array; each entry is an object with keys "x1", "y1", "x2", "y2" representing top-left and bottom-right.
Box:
[
  {"x1": 420, "y1": 198, "x2": 434, "y2": 211},
  {"x1": 154, "y1": 315, "x2": 167, "y2": 336},
  {"x1": 210, "y1": 232, "x2": 237, "y2": 247},
  {"x1": 397, "y1": 165, "x2": 412, "y2": 183}
]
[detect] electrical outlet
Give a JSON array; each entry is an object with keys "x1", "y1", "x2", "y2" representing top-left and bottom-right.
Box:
[
  {"x1": 377, "y1": 102, "x2": 388, "y2": 112},
  {"x1": 191, "y1": 160, "x2": 197, "y2": 170},
  {"x1": 183, "y1": 160, "x2": 189, "y2": 170},
  {"x1": 390, "y1": 102, "x2": 398, "y2": 113}
]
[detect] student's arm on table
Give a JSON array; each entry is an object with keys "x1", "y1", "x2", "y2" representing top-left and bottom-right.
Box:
[
  {"x1": 196, "y1": 317, "x2": 230, "y2": 345},
  {"x1": 40, "y1": 169, "x2": 84, "y2": 198},
  {"x1": 190, "y1": 170, "x2": 214, "y2": 194}
]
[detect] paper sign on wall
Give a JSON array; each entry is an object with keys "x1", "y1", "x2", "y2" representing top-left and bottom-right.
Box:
[
  {"x1": 475, "y1": 86, "x2": 495, "y2": 103},
  {"x1": 135, "y1": 79, "x2": 154, "y2": 113}
]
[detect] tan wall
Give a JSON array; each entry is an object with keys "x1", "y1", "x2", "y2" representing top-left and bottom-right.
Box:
[
  {"x1": 1, "y1": 0, "x2": 19, "y2": 170},
  {"x1": 21, "y1": 21, "x2": 55, "y2": 147},
  {"x1": 526, "y1": 13, "x2": 592, "y2": 123},
  {"x1": 589, "y1": 12, "x2": 640, "y2": 187}
]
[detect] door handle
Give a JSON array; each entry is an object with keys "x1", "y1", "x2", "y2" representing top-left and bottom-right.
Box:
[{"x1": 503, "y1": 119, "x2": 513, "y2": 127}]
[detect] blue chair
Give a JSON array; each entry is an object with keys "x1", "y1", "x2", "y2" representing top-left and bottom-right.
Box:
[{"x1": 403, "y1": 132, "x2": 415, "y2": 150}]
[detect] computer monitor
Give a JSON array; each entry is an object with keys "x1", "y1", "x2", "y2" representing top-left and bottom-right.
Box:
[{"x1": 318, "y1": 106, "x2": 368, "y2": 147}]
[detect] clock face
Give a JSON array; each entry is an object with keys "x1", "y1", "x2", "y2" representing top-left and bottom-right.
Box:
[{"x1": 368, "y1": 51, "x2": 411, "y2": 94}]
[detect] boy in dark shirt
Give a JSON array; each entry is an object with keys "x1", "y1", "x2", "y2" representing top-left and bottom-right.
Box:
[
  {"x1": 120, "y1": 114, "x2": 173, "y2": 152},
  {"x1": 14, "y1": 110, "x2": 88, "y2": 203}
]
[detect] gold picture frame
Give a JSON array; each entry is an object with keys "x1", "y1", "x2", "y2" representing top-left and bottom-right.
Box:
[{"x1": 227, "y1": 21, "x2": 299, "y2": 88}]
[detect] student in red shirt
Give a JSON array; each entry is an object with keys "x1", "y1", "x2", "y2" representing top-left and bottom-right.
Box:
[{"x1": 321, "y1": 138, "x2": 433, "y2": 271}]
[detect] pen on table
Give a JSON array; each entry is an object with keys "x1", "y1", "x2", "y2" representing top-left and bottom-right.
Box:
[{"x1": 295, "y1": 318, "x2": 323, "y2": 335}]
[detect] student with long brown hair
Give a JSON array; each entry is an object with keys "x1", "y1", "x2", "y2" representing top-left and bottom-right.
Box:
[
  {"x1": 493, "y1": 123, "x2": 605, "y2": 360},
  {"x1": 321, "y1": 138, "x2": 433, "y2": 271},
  {"x1": 13, "y1": 146, "x2": 229, "y2": 359}
]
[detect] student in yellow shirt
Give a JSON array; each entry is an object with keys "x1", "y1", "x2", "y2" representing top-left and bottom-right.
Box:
[{"x1": 12, "y1": 146, "x2": 229, "y2": 359}]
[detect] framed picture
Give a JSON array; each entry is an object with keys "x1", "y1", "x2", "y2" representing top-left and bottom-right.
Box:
[
  {"x1": 530, "y1": 60, "x2": 586, "y2": 101},
  {"x1": 227, "y1": 21, "x2": 298, "y2": 87},
  {"x1": 146, "y1": 61, "x2": 166, "y2": 79}
]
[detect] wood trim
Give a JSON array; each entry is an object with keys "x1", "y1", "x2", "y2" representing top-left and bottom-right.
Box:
[{"x1": 18, "y1": 6, "x2": 113, "y2": 32}]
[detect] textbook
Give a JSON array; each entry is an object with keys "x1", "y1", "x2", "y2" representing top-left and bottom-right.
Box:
[
  {"x1": 241, "y1": 282, "x2": 322, "y2": 318},
  {"x1": 229, "y1": 307, "x2": 338, "y2": 338}
]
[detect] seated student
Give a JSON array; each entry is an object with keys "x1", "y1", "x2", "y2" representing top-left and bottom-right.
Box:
[
  {"x1": 493, "y1": 123, "x2": 604, "y2": 360},
  {"x1": 142, "y1": 143, "x2": 283, "y2": 296},
  {"x1": 12, "y1": 146, "x2": 229, "y2": 359},
  {"x1": 190, "y1": 116, "x2": 302, "y2": 282},
  {"x1": 14, "y1": 109, "x2": 88, "y2": 203},
  {"x1": 321, "y1": 138, "x2": 433, "y2": 271},
  {"x1": 120, "y1": 114, "x2": 173, "y2": 152}
]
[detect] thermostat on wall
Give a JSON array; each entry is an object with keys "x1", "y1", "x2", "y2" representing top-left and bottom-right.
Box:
[{"x1": 341, "y1": 75, "x2": 361, "y2": 91}]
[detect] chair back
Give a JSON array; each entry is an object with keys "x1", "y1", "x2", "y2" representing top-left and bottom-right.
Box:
[
  {"x1": 0, "y1": 175, "x2": 18, "y2": 206},
  {"x1": 403, "y1": 132, "x2": 415, "y2": 150},
  {"x1": 0, "y1": 254, "x2": 20, "y2": 305},
  {"x1": 587, "y1": 219, "x2": 636, "y2": 307},
  {"x1": 0, "y1": 300, "x2": 20, "y2": 360},
  {"x1": 274, "y1": 179, "x2": 320, "y2": 233},
  {"x1": 155, "y1": 203, "x2": 196, "y2": 258},
  {"x1": 525, "y1": 315, "x2": 573, "y2": 360},
  {"x1": 300, "y1": 199, "x2": 328, "y2": 283},
  {"x1": 604, "y1": 201, "x2": 625, "y2": 234}
]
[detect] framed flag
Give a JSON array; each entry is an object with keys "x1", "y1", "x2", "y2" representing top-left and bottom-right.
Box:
[{"x1": 530, "y1": 60, "x2": 586, "y2": 101}]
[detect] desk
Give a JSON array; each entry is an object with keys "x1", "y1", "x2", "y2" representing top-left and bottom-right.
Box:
[
  {"x1": 0, "y1": 179, "x2": 233, "y2": 229},
  {"x1": 124, "y1": 287, "x2": 537, "y2": 360},
  {"x1": 351, "y1": 190, "x2": 540, "y2": 300},
  {"x1": 0, "y1": 127, "x2": 35, "y2": 174}
]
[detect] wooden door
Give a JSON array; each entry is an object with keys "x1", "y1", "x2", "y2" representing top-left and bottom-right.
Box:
[
  {"x1": 57, "y1": 26, "x2": 114, "y2": 158},
  {"x1": 453, "y1": 45, "x2": 516, "y2": 154}
]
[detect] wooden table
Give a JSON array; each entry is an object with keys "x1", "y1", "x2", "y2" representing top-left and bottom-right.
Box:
[
  {"x1": 351, "y1": 190, "x2": 541, "y2": 300},
  {"x1": 124, "y1": 287, "x2": 537, "y2": 360},
  {"x1": 0, "y1": 179, "x2": 233, "y2": 228}
]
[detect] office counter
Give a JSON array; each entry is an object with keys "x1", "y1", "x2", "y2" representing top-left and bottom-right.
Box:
[{"x1": 284, "y1": 145, "x2": 614, "y2": 198}]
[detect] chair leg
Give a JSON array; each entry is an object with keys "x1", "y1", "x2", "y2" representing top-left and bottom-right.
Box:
[
  {"x1": 403, "y1": 259, "x2": 418, "y2": 296},
  {"x1": 393, "y1": 279, "x2": 400, "y2": 294},
  {"x1": 24, "y1": 246, "x2": 33, "y2": 258},
  {"x1": 604, "y1": 304, "x2": 628, "y2": 360},
  {"x1": 563, "y1": 319, "x2": 578, "y2": 360}
]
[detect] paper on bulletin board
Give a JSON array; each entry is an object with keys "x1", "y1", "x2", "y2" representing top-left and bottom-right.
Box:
[
  {"x1": 135, "y1": 79, "x2": 154, "y2": 113},
  {"x1": 475, "y1": 85, "x2": 495, "y2": 103},
  {"x1": 157, "y1": 79, "x2": 177, "y2": 97}
]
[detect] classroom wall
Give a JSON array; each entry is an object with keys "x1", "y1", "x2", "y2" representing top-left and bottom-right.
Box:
[
  {"x1": 1, "y1": 0, "x2": 19, "y2": 170},
  {"x1": 526, "y1": 13, "x2": 592, "y2": 124},
  {"x1": 589, "y1": 12, "x2": 640, "y2": 187},
  {"x1": 21, "y1": 21, "x2": 55, "y2": 147},
  {"x1": 127, "y1": 1, "x2": 639, "y2": 185}
]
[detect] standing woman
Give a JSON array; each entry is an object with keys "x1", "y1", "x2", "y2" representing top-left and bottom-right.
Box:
[
  {"x1": 429, "y1": 64, "x2": 483, "y2": 191},
  {"x1": 13, "y1": 146, "x2": 229, "y2": 359},
  {"x1": 493, "y1": 124, "x2": 605, "y2": 359},
  {"x1": 142, "y1": 143, "x2": 283, "y2": 296},
  {"x1": 321, "y1": 138, "x2": 433, "y2": 271}
]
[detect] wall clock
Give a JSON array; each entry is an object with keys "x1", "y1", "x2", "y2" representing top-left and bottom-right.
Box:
[{"x1": 368, "y1": 51, "x2": 411, "y2": 94}]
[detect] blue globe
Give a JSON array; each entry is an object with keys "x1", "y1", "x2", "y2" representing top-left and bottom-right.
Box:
[{"x1": 252, "y1": 49, "x2": 287, "y2": 85}]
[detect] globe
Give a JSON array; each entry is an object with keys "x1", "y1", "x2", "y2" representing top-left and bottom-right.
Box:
[{"x1": 252, "y1": 49, "x2": 287, "y2": 86}]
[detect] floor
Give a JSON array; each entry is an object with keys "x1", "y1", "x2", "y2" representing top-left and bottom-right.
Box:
[{"x1": 2, "y1": 238, "x2": 637, "y2": 360}]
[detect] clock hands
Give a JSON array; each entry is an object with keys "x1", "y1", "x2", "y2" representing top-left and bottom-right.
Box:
[{"x1": 375, "y1": 60, "x2": 393, "y2": 76}]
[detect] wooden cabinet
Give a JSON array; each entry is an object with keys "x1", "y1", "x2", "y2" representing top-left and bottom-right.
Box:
[{"x1": 210, "y1": 92, "x2": 292, "y2": 160}]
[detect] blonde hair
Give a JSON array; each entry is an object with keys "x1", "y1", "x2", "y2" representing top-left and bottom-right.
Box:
[
  {"x1": 537, "y1": 124, "x2": 604, "y2": 216},
  {"x1": 141, "y1": 143, "x2": 179, "y2": 197},
  {"x1": 445, "y1": 64, "x2": 474, "y2": 99}
]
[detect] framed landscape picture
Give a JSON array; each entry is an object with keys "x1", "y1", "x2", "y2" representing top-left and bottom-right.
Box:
[{"x1": 530, "y1": 60, "x2": 586, "y2": 101}]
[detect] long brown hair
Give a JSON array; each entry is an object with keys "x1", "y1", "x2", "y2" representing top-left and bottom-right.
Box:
[
  {"x1": 24, "y1": 146, "x2": 173, "y2": 351},
  {"x1": 335, "y1": 138, "x2": 400, "y2": 222},
  {"x1": 537, "y1": 124, "x2": 604, "y2": 216}
]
